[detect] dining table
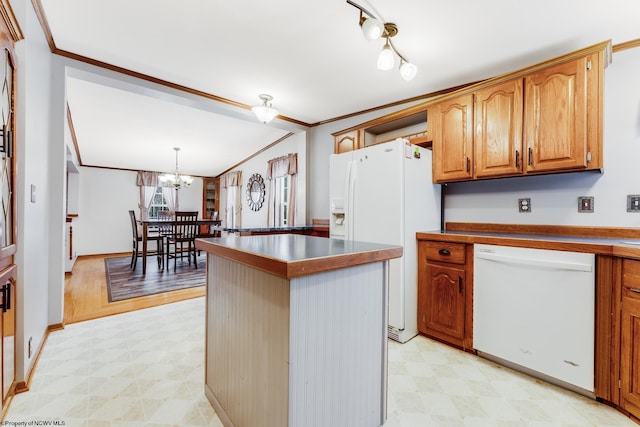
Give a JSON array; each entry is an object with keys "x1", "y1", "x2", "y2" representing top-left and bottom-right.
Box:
[{"x1": 138, "y1": 218, "x2": 222, "y2": 274}]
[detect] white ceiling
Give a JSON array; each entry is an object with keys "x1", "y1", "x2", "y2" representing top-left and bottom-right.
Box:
[{"x1": 40, "y1": 0, "x2": 640, "y2": 177}]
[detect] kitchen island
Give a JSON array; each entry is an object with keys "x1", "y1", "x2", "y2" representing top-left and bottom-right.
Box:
[{"x1": 195, "y1": 234, "x2": 402, "y2": 427}]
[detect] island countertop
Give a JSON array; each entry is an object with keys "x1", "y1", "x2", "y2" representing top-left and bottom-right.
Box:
[{"x1": 195, "y1": 234, "x2": 403, "y2": 279}]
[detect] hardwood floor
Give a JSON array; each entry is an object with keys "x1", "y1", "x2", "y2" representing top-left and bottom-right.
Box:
[{"x1": 64, "y1": 253, "x2": 205, "y2": 324}]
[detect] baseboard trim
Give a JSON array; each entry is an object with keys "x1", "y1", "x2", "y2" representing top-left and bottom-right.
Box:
[{"x1": 15, "y1": 322, "x2": 66, "y2": 395}]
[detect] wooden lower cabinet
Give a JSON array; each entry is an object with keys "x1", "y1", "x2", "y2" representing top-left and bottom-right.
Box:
[
  {"x1": 621, "y1": 259, "x2": 640, "y2": 420},
  {"x1": 420, "y1": 263, "x2": 465, "y2": 340},
  {"x1": 0, "y1": 265, "x2": 15, "y2": 412},
  {"x1": 417, "y1": 241, "x2": 473, "y2": 350}
]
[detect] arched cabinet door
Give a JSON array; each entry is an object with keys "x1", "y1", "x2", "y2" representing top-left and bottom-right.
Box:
[{"x1": 0, "y1": 46, "x2": 15, "y2": 263}]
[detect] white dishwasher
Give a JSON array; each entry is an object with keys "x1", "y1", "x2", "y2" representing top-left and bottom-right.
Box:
[{"x1": 473, "y1": 244, "x2": 595, "y2": 395}]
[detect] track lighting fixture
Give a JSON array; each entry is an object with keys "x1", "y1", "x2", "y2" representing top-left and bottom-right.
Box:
[
  {"x1": 251, "y1": 94, "x2": 279, "y2": 123},
  {"x1": 347, "y1": 0, "x2": 418, "y2": 81}
]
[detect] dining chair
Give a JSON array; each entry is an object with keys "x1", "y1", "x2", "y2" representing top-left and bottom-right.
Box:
[
  {"x1": 166, "y1": 211, "x2": 199, "y2": 272},
  {"x1": 128, "y1": 210, "x2": 164, "y2": 270}
]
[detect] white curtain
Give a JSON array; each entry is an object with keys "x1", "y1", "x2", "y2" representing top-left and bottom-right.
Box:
[
  {"x1": 266, "y1": 153, "x2": 297, "y2": 227},
  {"x1": 221, "y1": 171, "x2": 242, "y2": 228},
  {"x1": 161, "y1": 186, "x2": 176, "y2": 212},
  {"x1": 136, "y1": 171, "x2": 158, "y2": 220}
]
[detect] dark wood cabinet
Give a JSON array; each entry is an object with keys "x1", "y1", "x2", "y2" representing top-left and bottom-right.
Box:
[
  {"x1": 202, "y1": 178, "x2": 219, "y2": 219},
  {"x1": 418, "y1": 241, "x2": 473, "y2": 350}
]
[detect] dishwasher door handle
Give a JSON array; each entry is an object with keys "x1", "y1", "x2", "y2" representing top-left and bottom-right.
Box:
[{"x1": 475, "y1": 251, "x2": 593, "y2": 272}]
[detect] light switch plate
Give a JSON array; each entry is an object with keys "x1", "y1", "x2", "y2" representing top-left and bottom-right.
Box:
[
  {"x1": 578, "y1": 196, "x2": 594, "y2": 213},
  {"x1": 627, "y1": 195, "x2": 640, "y2": 212},
  {"x1": 30, "y1": 184, "x2": 35, "y2": 203}
]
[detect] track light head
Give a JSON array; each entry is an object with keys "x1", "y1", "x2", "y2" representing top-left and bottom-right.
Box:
[
  {"x1": 399, "y1": 59, "x2": 418, "y2": 81},
  {"x1": 360, "y1": 15, "x2": 384, "y2": 41},
  {"x1": 377, "y1": 38, "x2": 395, "y2": 71}
]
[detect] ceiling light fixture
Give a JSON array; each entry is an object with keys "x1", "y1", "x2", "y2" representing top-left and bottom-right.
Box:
[
  {"x1": 158, "y1": 147, "x2": 193, "y2": 190},
  {"x1": 377, "y1": 36, "x2": 395, "y2": 70},
  {"x1": 346, "y1": 0, "x2": 418, "y2": 81},
  {"x1": 251, "y1": 94, "x2": 279, "y2": 123},
  {"x1": 360, "y1": 12, "x2": 384, "y2": 41}
]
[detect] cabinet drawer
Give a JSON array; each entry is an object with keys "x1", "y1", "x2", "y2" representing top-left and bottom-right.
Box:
[
  {"x1": 622, "y1": 259, "x2": 640, "y2": 298},
  {"x1": 424, "y1": 241, "x2": 465, "y2": 264}
]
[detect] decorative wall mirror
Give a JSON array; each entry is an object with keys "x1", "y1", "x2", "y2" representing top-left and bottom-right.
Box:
[{"x1": 246, "y1": 173, "x2": 265, "y2": 211}]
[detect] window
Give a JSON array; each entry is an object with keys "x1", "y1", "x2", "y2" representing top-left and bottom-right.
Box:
[
  {"x1": 280, "y1": 175, "x2": 289, "y2": 226},
  {"x1": 148, "y1": 186, "x2": 169, "y2": 218}
]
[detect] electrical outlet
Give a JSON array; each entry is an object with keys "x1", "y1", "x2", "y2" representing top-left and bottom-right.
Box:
[
  {"x1": 518, "y1": 198, "x2": 531, "y2": 213},
  {"x1": 627, "y1": 195, "x2": 640, "y2": 212},
  {"x1": 578, "y1": 196, "x2": 594, "y2": 213}
]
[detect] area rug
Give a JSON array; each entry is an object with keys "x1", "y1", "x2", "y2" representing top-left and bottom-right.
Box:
[{"x1": 105, "y1": 253, "x2": 206, "y2": 302}]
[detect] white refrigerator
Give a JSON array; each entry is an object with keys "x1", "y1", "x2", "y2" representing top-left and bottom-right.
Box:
[{"x1": 330, "y1": 138, "x2": 441, "y2": 343}]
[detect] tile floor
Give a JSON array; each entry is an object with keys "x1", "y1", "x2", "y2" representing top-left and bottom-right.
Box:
[{"x1": 4, "y1": 297, "x2": 637, "y2": 426}]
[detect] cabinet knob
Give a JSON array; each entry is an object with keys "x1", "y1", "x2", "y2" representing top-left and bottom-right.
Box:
[{"x1": 438, "y1": 249, "x2": 451, "y2": 256}]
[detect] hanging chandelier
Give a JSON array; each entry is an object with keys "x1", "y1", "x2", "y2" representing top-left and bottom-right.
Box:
[{"x1": 158, "y1": 147, "x2": 194, "y2": 189}]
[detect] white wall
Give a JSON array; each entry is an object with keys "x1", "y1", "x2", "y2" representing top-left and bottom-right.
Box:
[
  {"x1": 12, "y1": 0, "x2": 55, "y2": 383},
  {"x1": 74, "y1": 167, "x2": 204, "y2": 255},
  {"x1": 444, "y1": 47, "x2": 640, "y2": 227},
  {"x1": 220, "y1": 131, "x2": 307, "y2": 228}
]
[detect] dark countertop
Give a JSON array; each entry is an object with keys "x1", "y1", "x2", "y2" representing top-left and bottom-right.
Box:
[
  {"x1": 222, "y1": 226, "x2": 313, "y2": 233},
  {"x1": 195, "y1": 234, "x2": 403, "y2": 279},
  {"x1": 416, "y1": 229, "x2": 640, "y2": 259}
]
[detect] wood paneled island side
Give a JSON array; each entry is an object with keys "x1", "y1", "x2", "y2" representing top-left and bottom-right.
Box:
[{"x1": 195, "y1": 234, "x2": 402, "y2": 427}]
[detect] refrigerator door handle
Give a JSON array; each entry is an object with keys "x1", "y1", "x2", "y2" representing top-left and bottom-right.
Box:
[
  {"x1": 347, "y1": 160, "x2": 358, "y2": 240},
  {"x1": 345, "y1": 160, "x2": 356, "y2": 240}
]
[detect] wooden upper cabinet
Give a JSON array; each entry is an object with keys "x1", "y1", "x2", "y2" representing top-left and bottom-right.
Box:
[
  {"x1": 474, "y1": 78, "x2": 524, "y2": 178},
  {"x1": 431, "y1": 94, "x2": 474, "y2": 182},
  {"x1": 333, "y1": 130, "x2": 360, "y2": 154},
  {"x1": 523, "y1": 58, "x2": 589, "y2": 173},
  {"x1": 430, "y1": 42, "x2": 607, "y2": 183}
]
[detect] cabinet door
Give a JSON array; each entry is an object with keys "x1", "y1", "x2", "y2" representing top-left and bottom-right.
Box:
[
  {"x1": 474, "y1": 78, "x2": 523, "y2": 178},
  {"x1": 202, "y1": 178, "x2": 219, "y2": 219},
  {"x1": 524, "y1": 58, "x2": 588, "y2": 172},
  {"x1": 621, "y1": 291, "x2": 640, "y2": 419},
  {"x1": 421, "y1": 263, "x2": 465, "y2": 341},
  {"x1": 0, "y1": 265, "x2": 14, "y2": 406},
  {"x1": 334, "y1": 130, "x2": 360, "y2": 154},
  {"x1": 431, "y1": 94, "x2": 474, "y2": 182}
]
